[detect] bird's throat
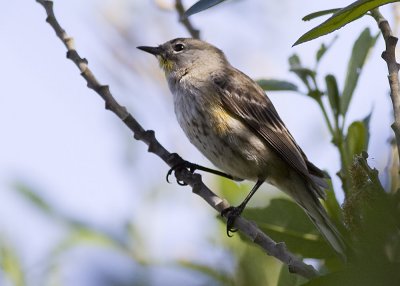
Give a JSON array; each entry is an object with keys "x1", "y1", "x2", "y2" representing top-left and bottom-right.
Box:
[{"x1": 157, "y1": 56, "x2": 174, "y2": 73}]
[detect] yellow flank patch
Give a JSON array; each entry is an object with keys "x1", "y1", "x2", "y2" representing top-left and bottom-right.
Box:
[
  {"x1": 211, "y1": 106, "x2": 231, "y2": 134},
  {"x1": 158, "y1": 57, "x2": 174, "y2": 72}
]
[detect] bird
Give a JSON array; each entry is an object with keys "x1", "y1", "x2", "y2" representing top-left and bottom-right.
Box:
[{"x1": 137, "y1": 38, "x2": 346, "y2": 257}]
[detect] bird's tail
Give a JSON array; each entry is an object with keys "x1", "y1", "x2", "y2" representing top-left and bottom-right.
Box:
[
  {"x1": 283, "y1": 178, "x2": 347, "y2": 259},
  {"x1": 303, "y1": 197, "x2": 347, "y2": 259}
]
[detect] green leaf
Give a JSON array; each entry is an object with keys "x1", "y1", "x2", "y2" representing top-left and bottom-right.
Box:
[
  {"x1": 323, "y1": 180, "x2": 344, "y2": 230},
  {"x1": 288, "y1": 54, "x2": 301, "y2": 68},
  {"x1": 13, "y1": 182, "x2": 54, "y2": 216},
  {"x1": 179, "y1": 260, "x2": 234, "y2": 285},
  {"x1": 316, "y1": 36, "x2": 338, "y2": 64},
  {"x1": 302, "y1": 8, "x2": 341, "y2": 21},
  {"x1": 293, "y1": 0, "x2": 396, "y2": 46},
  {"x1": 216, "y1": 220, "x2": 281, "y2": 285},
  {"x1": 323, "y1": 255, "x2": 348, "y2": 273},
  {"x1": 316, "y1": 43, "x2": 327, "y2": 63},
  {"x1": 288, "y1": 54, "x2": 316, "y2": 91},
  {"x1": 388, "y1": 137, "x2": 399, "y2": 193},
  {"x1": 325, "y1": 74, "x2": 340, "y2": 116},
  {"x1": 256, "y1": 79, "x2": 298, "y2": 91},
  {"x1": 345, "y1": 121, "x2": 368, "y2": 162},
  {"x1": 277, "y1": 264, "x2": 308, "y2": 286},
  {"x1": 13, "y1": 182, "x2": 88, "y2": 228},
  {"x1": 302, "y1": 263, "x2": 400, "y2": 286},
  {"x1": 184, "y1": 0, "x2": 227, "y2": 17},
  {"x1": 362, "y1": 109, "x2": 373, "y2": 128},
  {"x1": 341, "y1": 28, "x2": 378, "y2": 116},
  {"x1": 52, "y1": 227, "x2": 127, "y2": 258},
  {"x1": 291, "y1": 66, "x2": 316, "y2": 86},
  {"x1": 235, "y1": 244, "x2": 279, "y2": 286},
  {"x1": 362, "y1": 109, "x2": 373, "y2": 149},
  {"x1": 0, "y1": 238, "x2": 25, "y2": 286},
  {"x1": 217, "y1": 177, "x2": 252, "y2": 206},
  {"x1": 243, "y1": 199, "x2": 335, "y2": 258}
]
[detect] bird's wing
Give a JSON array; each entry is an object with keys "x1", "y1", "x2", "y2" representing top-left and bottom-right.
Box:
[{"x1": 211, "y1": 68, "x2": 312, "y2": 181}]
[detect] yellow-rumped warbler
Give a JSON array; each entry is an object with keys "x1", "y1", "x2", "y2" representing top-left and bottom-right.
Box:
[{"x1": 138, "y1": 38, "x2": 346, "y2": 257}]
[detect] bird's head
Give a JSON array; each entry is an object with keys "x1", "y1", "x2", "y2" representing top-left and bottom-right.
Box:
[{"x1": 137, "y1": 38, "x2": 227, "y2": 77}]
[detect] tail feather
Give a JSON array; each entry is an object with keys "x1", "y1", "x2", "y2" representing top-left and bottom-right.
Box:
[
  {"x1": 304, "y1": 199, "x2": 347, "y2": 259},
  {"x1": 309, "y1": 174, "x2": 328, "y2": 199},
  {"x1": 306, "y1": 160, "x2": 330, "y2": 198},
  {"x1": 282, "y1": 177, "x2": 347, "y2": 259}
]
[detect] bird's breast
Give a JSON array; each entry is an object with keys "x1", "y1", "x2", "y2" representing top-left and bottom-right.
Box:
[{"x1": 171, "y1": 86, "x2": 280, "y2": 181}]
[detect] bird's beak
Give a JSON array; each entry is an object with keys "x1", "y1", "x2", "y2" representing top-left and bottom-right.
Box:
[
  {"x1": 137, "y1": 45, "x2": 163, "y2": 56},
  {"x1": 137, "y1": 44, "x2": 173, "y2": 72}
]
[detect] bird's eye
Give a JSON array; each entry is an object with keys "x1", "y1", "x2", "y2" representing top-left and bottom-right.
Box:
[{"x1": 173, "y1": 43, "x2": 185, "y2": 52}]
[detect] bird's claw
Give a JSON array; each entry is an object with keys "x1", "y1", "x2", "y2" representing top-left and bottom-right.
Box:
[
  {"x1": 166, "y1": 155, "x2": 197, "y2": 186},
  {"x1": 221, "y1": 206, "x2": 242, "y2": 237}
]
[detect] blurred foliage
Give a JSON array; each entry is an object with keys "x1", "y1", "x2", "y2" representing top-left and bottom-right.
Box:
[
  {"x1": 306, "y1": 154, "x2": 400, "y2": 286},
  {"x1": 284, "y1": 27, "x2": 378, "y2": 196},
  {"x1": 217, "y1": 178, "x2": 254, "y2": 207},
  {"x1": 180, "y1": 220, "x2": 283, "y2": 286},
  {"x1": 341, "y1": 29, "x2": 379, "y2": 116},
  {"x1": 0, "y1": 238, "x2": 25, "y2": 286},
  {"x1": 256, "y1": 79, "x2": 298, "y2": 92},
  {"x1": 5, "y1": 182, "x2": 152, "y2": 286},
  {"x1": 277, "y1": 265, "x2": 308, "y2": 286},
  {"x1": 243, "y1": 199, "x2": 336, "y2": 259},
  {"x1": 233, "y1": 243, "x2": 278, "y2": 286},
  {"x1": 178, "y1": 260, "x2": 235, "y2": 286}
]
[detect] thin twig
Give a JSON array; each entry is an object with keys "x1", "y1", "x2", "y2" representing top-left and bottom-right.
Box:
[
  {"x1": 34, "y1": 0, "x2": 318, "y2": 279},
  {"x1": 175, "y1": 0, "x2": 200, "y2": 39},
  {"x1": 371, "y1": 8, "x2": 400, "y2": 163}
]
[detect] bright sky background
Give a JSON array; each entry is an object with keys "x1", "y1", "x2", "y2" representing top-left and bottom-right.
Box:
[{"x1": 0, "y1": 0, "x2": 395, "y2": 285}]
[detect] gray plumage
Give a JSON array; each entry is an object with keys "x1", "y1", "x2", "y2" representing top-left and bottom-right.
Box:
[{"x1": 137, "y1": 38, "x2": 346, "y2": 257}]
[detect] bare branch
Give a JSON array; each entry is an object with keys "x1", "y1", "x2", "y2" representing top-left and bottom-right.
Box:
[
  {"x1": 175, "y1": 0, "x2": 200, "y2": 39},
  {"x1": 371, "y1": 8, "x2": 400, "y2": 163},
  {"x1": 35, "y1": 0, "x2": 318, "y2": 279}
]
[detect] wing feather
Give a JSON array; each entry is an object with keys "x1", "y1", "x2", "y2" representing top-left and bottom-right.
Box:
[{"x1": 212, "y1": 68, "x2": 327, "y2": 196}]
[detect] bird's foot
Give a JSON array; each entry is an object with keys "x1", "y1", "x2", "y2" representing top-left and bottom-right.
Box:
[
  {"x1": 166, "y1": 153, "x2": 197, "y2": 186},
  {"x1": 221, "y1": 206, "x2": 244, "y2": 237}
]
